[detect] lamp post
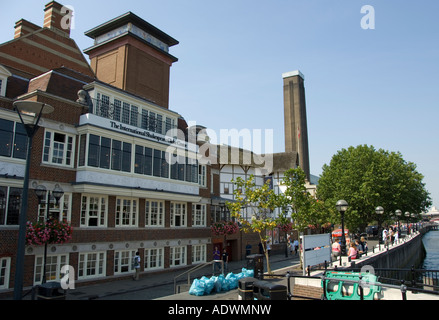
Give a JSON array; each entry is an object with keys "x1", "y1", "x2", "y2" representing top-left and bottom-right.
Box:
[
  {"x1": 35, "y1": 184, "x2": 64, "y2": 284},
  {"x1": 336, "y1": 200, "x2": 348, "y2": 256},
  {"x1": 395, "y1": 209, "x2": 402, "y2": 239},
  {"x1": 375, "y1": 206, "x2": 384, "y2": 244},
  {"x1": 13, "y1": 101, "x2": 54, "y2": 300}
]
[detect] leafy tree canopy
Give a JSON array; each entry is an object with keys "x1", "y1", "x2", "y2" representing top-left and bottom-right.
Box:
[{"x1": 317, "y1": 145, "x2": 432, "y2": 231}]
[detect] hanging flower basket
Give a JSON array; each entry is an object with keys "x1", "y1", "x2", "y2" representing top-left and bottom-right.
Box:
[
  {"x1": 278, "y1": 222, "x2": 293, "y2": 233},
  {"x1": 211, "y1": 221, "x2": 239, "y2": 236},
  {"x1": 26, "y1": 219, "x2": 73, "y2": 246}
]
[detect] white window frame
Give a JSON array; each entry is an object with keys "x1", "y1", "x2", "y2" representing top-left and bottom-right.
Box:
[
  {"x1": 0, "y1": 257, "x2": 11, "y2": 290},
  {"x1": 145, "y1": 200, "x2": 164, "y2": 227},
  {"x1": 78, "y1": 251, "x2": 106, "y2": 280},
  {"x1": 34, "y1": 254, "x2": 69, "y2": 285},
  {"x1": 192, "y1": 204, "x2": 206, "y2": 227},
  {"x1": 80, "y1": 195, "x2": 108, "y2": 227},
  {"x1": 37, "y1": 192, "x2": 72, "y2": 223},
  {"x1": 170, "y1": 246, "x2": 186, "y2": 267},
  {"x1": 144, "y1": 248, "x2": 164, "y2": 271},
  {"x1": 42, "y1": 129, "x2": 75, "y2": 168},
  {"x1": 115, "y1": 197, "x2": 138, "y2": 227},
  {"x1": 114, "y1": 250, "x2": 136, "y2": 275},
  {"x1": 198, "y1": 165, "x2": 207, "y2": 187},
  {"x1": 192, "y1": 244, "x2": 206, "y2": 264},
  {"x1": 170, "y1": 202, "x2": 187, "y2": 227}
]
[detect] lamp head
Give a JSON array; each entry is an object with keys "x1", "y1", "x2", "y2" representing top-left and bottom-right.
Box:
[{"x1": 336, "y1": 200, "x2": 348, "y2": 213}]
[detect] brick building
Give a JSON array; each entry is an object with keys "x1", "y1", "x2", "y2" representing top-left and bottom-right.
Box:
[{"x1": 0, "y1": 2, "x2": 219, "y2": 296}]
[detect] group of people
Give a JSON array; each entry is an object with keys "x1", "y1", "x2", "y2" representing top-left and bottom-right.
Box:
[
  {"x1": 213, "y1": 246, "x2": 229, "y2": 274},
  {"x1": 382, "y1": 226, "x2": 399, "y2": 245},
  {"x1": 332, "y1": 236, "x2": 368, "y2": 261},
  {"x1": 287, "y1": 235, "x2": 299, "y2": 256}
]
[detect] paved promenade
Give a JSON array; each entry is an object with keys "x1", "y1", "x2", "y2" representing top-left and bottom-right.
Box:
[{"x1": 61, "y1": 252, "x2": 301, "y2": 300}]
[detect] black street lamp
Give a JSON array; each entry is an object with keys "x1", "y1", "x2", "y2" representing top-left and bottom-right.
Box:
[
  {"x1": 35, "y1": 184, "x2": 64, "y2": 284},
  {"x1": 375, "y1": 206, "x2": 384, "y2": 244},
  {"x1": 395, "y1": 209, "x2": 402, "y2": 239},
  {"x1": 13, "y1": 101, "x2": 54, "y2": 300},
  {"x1": 336, "y1": 200, "x2": 348, "y2": 256}
]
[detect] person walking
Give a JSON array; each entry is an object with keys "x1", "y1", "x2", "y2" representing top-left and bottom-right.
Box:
[
  {"x1": 293, "y1": 239, "x2": 299, "y2": 256},
  {"x1": 132, "y1": 251, "x2": 141, "y2": 281},
  {"x1": 332, "y1": 240, "x2": 341, "y2": 261},
  {"x1": 222, "y1": 248, "x2": 229, "y2": 273},
  {"x1": 213, "y1": 246, "x2": 221, "y2": 274},
  {"x1": 348, "y1": 242, "x2": 358, "y2": 260}
]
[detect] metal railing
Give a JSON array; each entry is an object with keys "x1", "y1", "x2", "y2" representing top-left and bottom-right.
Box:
[
  {"x1": 173, "y1": 260, "x2": 224, "y2": 294},
  {"x1": 275, "y1": 270, "x2": 439, "y2": 300}
]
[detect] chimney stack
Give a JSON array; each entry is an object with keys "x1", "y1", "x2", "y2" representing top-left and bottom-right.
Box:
[
  {"x1": 14, "y1": 19, "x2": 41, "y2": 39},
  {"x1": 43, "y1": 1, "x2": 71, "y2": 37},
  {"x1": 283, "y1": 70, "x2": 311, "y2": 181}
]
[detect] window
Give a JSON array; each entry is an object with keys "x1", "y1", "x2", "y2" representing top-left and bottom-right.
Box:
[
  {"x1": 37, "y1": 193, "x2": 71, "y2": 223},
  {"x1": 43, "y1": 130, "x2": 74, "y2": 167},
  {"x1": 134, "y1": 145, "x2": 153, "y2": 176},
  {"x1": 0, "y1": 186, "x2": 22, "y2": 226},
  {"x1": 192, "y1": 245, "x2": 206, "y2": 264},
  {"x1": 144, "y1": 248, "x2": 164, "y2": 270},
  {"x1": 78, "y1": 252, "x2": 106, "y2": 279},
  {"x1": 153, "y1": 150, "x2": 169, "y2": 178},
  {"x1": 0, "y1": 119, "x2": 28, "y2": 160},
  {"x1": 80, "y1": 195, "x2": 107, "y2": 227},
  {"x1": 141, "y1": 109, "x2": 149, "y2": 130},
  {"x1": 122, "y1": 102, "x2": 131, "y2": 124},
  {"x1": 116, "y1": 197, "x2": 138, "y2": 227},
  {"x1": 0, "y1": 257, "x2": 11, "y2": 290},
  {"x1": 199, "y1": 165, "x2": 207, "y2": 187},
  {"x1": 87, "y1": 135, "x2": 131, "y2": 173},
  {"x1": 170, "y1": 246, "x2": 186, "y2": 267},
  {"x1": 111, "y1": 139, "x2": 122, "y2": 171},
  {"x1": 192, "y1": 204, "x2": 206, "y2": 227},
  {"x1": 145, "y1": 200, "x2": 164, "y2": 227},
  {"x1": 113, "y1": 99, "x2": 122, "y2": 122},
  {"x1": 114, "y1": 250, "x2": 136, "y2": 274},
  {"x1": 96, "y1": 93, "x2": 110, "y2": 118},
  {"x1": 170, "y1": 202, "x2": 186, "y2": 227},
  {"x1": 130, "y1": 105, "x2": 138, "y2": 127},
  {"x1": 34, "y1": 254, "x2": 68, "y2": 284}
]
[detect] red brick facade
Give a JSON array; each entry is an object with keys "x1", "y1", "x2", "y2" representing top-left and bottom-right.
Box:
[{"x1": 0, "y1": 1, "x2": 224, "y2": 298}]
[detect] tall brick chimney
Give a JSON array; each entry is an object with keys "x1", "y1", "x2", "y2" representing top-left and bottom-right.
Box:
[
  {"x1": 43, "y1": 1, "x2": 71, "y2": 37},
  {"x1": 283, "y1": 70, "x2": 311, "y2": 182}
]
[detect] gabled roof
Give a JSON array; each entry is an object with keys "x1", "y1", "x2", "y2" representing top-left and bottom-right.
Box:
[{"x1": 0, "y1": 27, "x2": 95, "y2": 78}]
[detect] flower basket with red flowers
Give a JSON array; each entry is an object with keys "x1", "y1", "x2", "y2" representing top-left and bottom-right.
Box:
[
  {"x1": 26, "y1": 219, "x2": 73, "y2": 246},
  {"x1": 211, "y1": 220, "x2": 239, "y2": 236}
]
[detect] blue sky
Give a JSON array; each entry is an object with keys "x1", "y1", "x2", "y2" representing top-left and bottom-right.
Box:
[{"x1": 1, "y1": 1, "x2": 438, "y2": 209}]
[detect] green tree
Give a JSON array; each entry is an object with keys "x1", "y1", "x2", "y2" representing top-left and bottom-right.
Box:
[
  {"x1": 279, "y1": 167, "x2": 333, "y2": 267},
  {"x1": 227, "y1": 175, "x2": 280, "y2": 274},
  {"x1": 280, "y1": 168, "x2": 332, "y2": 231},
  {"x1": 317, "y1": 145, "x2": 432, "y2": 231}
]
